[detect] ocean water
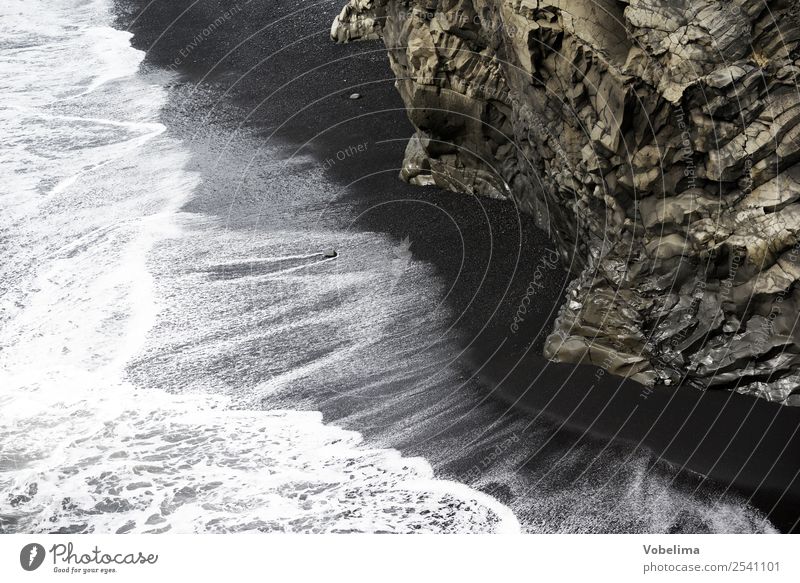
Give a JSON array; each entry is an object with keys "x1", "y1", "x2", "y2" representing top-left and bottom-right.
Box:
[
  {"x1": 0, "y1": 0, "x2": 777, "y2": 535},
  {"x1": 0, "y1": 0, "x2": 518, "y2": 534}
]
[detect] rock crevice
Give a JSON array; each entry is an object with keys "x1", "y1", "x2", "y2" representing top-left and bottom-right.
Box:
[{"x1": 333, "y1": 0, "x2": 800, "y2": 406}]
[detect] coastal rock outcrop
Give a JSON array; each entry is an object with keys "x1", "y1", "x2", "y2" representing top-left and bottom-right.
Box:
[{"x1": 332, "y1": 0, "x2": 800, "y2": 406}]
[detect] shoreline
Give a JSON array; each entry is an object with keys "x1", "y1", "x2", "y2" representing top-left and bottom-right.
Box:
[
  {"x1": 469, "y1": 345, "x2": 800, "y2": 533},
  {"x1": 113, "y1": 0, "x2": 796, "y2": 532}
]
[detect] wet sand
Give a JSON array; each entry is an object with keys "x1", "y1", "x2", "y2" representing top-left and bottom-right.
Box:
[{"x1": 113, "y1": 0, "x2": 799, "y2": 531}]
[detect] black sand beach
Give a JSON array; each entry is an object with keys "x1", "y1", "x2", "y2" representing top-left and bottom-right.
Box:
[{"x1": 113, "y1": 0, "x2": 800, "y2": 532}]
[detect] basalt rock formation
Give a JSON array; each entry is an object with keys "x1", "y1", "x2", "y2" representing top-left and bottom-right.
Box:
[{"x1": 332, "y1": 0, "x2": 800, "y2": 406}]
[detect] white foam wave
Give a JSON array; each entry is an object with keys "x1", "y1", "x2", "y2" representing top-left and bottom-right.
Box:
[{"x1": 0, "y1": 0, "x2": 520, "y2": 534}]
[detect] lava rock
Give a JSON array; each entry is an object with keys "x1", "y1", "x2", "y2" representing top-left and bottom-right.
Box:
[{"x1": 332, "y1": 0, "x2": 800, "y2": 406}]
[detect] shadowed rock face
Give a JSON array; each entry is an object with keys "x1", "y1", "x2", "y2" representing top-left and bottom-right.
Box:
[{"x1": 333, "y1": 0, "x2": 800, "y2": 406}]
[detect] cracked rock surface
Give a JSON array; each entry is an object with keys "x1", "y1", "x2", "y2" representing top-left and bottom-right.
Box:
[{"x1": 332, "y1": 0, "x2": 800, "y2": 406}]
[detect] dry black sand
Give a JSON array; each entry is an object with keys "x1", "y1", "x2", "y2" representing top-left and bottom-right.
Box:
[{"x1": 112, "y1": 0, "x2": 799, "y2": 532}]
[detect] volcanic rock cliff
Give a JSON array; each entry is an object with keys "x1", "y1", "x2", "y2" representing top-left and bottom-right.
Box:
[{"x1": 332, "y1": 0, "x2": 800, "y2": 406}]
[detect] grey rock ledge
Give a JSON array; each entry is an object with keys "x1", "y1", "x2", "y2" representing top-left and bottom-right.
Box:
[{"x1": 332, "y1": 0, "x2": 800, "y2": 406}]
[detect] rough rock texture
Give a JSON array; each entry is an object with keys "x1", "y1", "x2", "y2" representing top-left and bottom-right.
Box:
[{"x1": 332, "y1": 0, "x2": 800, "y2": 406}]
